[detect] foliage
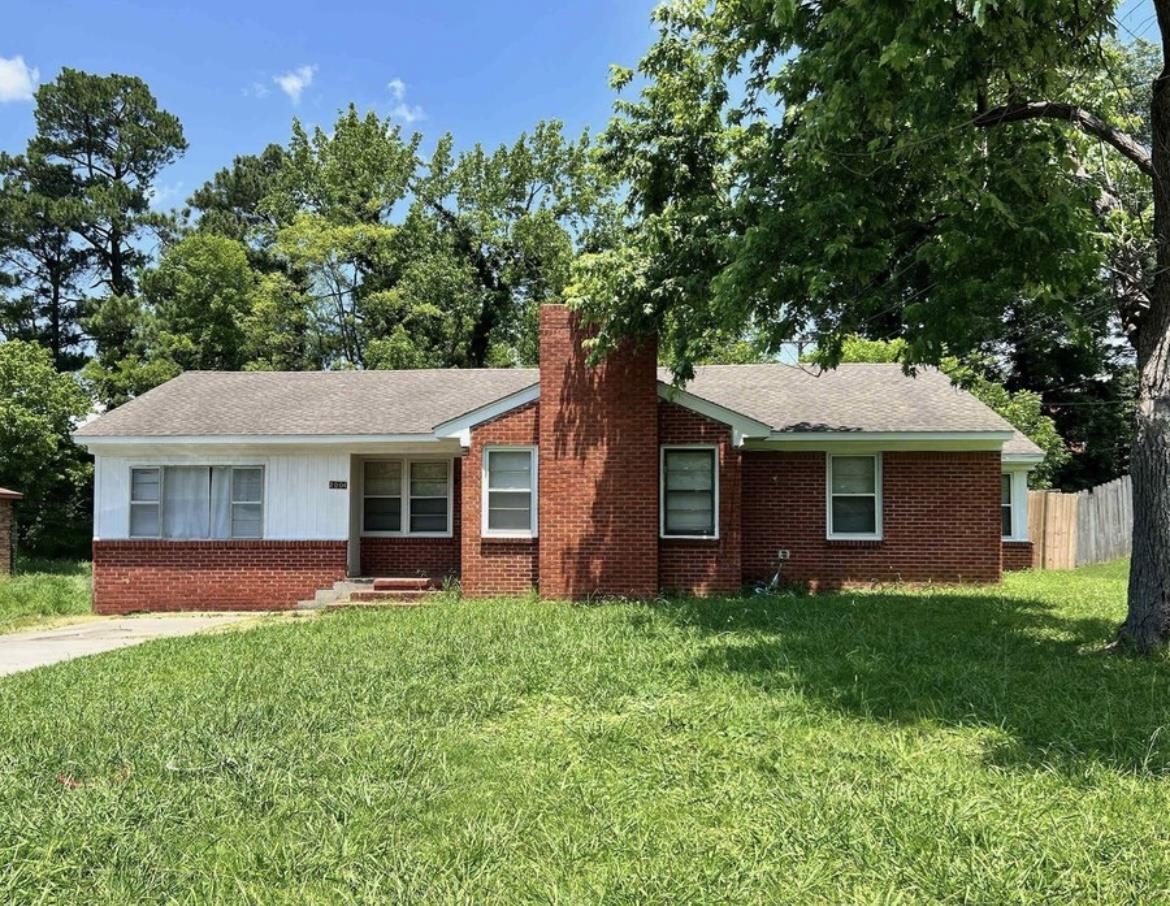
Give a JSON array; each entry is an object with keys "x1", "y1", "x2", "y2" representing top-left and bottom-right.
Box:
[
  {"x1": 0, "y1": 559, "x2": 90, "y2": 634},
  {"x1": 8, "y1": 562, "x2": 1170, "y2": 900},
  {"x1": 0, "y1": 341, "x2": 92, "y2": 556},
  {"x1": 0, "y1": 152, "x2": 89, "y2": 370},
  {"x1": 571, "y1": 2, "x2": 1127, "y2": 375}
]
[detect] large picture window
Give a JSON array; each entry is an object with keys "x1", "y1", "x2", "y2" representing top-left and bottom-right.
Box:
[
  {"x1": 661, "y1": 446, "x2": 718, "y2": 538},
  {"x1": 483, "y1": 447, "x2": 537, "y2": 537},
  {"x1": 827, "y1": 455, "x2": 881, "y2": 539},
  {"x1": 362, "y1": 459, "x2": 451, "y2": 536},
  {"x1": 129, "y1": 466, "x2": 264, "y2": 539}
]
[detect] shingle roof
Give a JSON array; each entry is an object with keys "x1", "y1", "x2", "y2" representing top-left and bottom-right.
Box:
[
  {"x1": 0, "y1": 487, "x2": 22, "y2": 500},
  {"x1": 74, "y1": 369, "x2": 539, "y2": 438},
  {"x1": 75, "y1": 362, "x2": 1042, "y2": 457},
  {"x1": 664, "y1": 363, "x2": 1043, "y2": 454}
]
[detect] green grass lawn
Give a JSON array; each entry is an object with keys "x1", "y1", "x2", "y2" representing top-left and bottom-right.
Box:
[
  {"x1": 0, "y1": 558, "x2": 91, "y2": 634},
  {"x1": 3, "y1": 561, "x2": 1169, "y2": 903}
]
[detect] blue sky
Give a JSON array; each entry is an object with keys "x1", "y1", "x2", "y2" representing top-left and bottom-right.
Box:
[
  {"x1": 0, "y1": 0, "x2": 659, "y2": 208},
  {"x1": 0, "y1": 0, "x2": 1160, "y2": 212}
]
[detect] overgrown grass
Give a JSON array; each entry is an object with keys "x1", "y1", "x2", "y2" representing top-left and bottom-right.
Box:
[
  {"x1": 0, "y1": 558, "x2": 90, "y2": 634},
  {"x1": 3, "y1": 560, "x2": 1168, "y2": 902}
]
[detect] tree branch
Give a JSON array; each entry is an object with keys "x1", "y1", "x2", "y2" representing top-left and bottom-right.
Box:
[{"x1": 974, "y1": 101, "x2": 1154, "y2": 178}]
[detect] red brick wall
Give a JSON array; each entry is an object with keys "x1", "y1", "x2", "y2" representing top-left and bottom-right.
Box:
[
  {"x1": 741, "y1": 450, "x2": 1002, "y2": 587},
  {"x1": 0, "y1": 499, "x2": 12, "y2": 575},
  {"x1": 360, "y1": 460, "x2": 462, "y2": 578},
  {"x1": 1003, "y1": 541, "x2": 1034, "y2": 571},
  {"x1": 657, "y1": 401, "x2": 742, "y2": 595},
  {"x1": 538, "y1": 305, "x2": 659, "y2": 599},
  {"x1": 92, "y1": 540, "x2": 348, "y2": 614},
  {"x1": 461, "y1": 401, "x2": 540, "y2": 596}
]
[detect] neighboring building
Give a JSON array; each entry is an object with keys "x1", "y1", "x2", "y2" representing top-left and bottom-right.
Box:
[
  {"x1": 73, "y1": 305, "x2": 1042, "y2": 614},
  {"x1": 0, "y1": 488, "x2": 22, "y2": 576}
]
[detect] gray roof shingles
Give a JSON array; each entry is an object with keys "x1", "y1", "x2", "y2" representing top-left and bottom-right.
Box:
[
  {"x1": 75, "y1": 369, "x2": 539, "y2": 438},
  {"x1": 75, "y1": 362, "x2": 1042, "y2": 456}
]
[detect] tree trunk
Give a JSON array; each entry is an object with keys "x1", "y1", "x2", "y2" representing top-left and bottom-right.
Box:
[{"x1": 1120, "y1": 5, "x2": 1170, "y2": 652}]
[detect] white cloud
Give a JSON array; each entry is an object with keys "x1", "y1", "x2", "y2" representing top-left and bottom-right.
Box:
[
  {"x1": 0, "y1": 55, "x2": 39, "y2": 103},
  {"x1": 243, "y1": 80, "x2": 270, "y2": 99},
  {"x1": 387, "y1": 77, "x2": 424, "y2": 124},
  {"x1": 274, "y1": 64, "x2": 316, "y2": 103}
]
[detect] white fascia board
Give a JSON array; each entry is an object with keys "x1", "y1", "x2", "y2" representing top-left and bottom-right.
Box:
[
  {"x1": 75, "y1": 434, "x2": 456, "y2": 456},
  {"x1": 745, "y1": 431, "x2": 1013, "y2": 453},
  {"x1": 1002, "y1": 453, "x2": 1044, "y2": 469},
  {"x1": 656, "y1": 382, "x2": 774, "y2": 446},
  {"x1": 432, "y1": 383, "x2": 540, "y2": 445}
]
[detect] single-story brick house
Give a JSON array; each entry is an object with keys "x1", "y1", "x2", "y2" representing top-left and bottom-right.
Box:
[
  {"x1": 73, "y1": 305, "x2": 1041, "y2": 613},
  {"x1": 0, "y1": 487, "x2": 21, "y2": 576}
]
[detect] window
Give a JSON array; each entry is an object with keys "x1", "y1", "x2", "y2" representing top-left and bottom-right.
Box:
[
  {"x1": 362, "y1": 459, "x2": 451, "y2": 536},
  {"x1": 129, "y1": 466, "x2": 264, "y2": 539},
  {"x1": 129, "y1": 468, "x2": 161, "y2": 538},
  {"x1": 363, "y1": 460, "x2": 403, "y2": 533},
  {"x1": 483, "y1": 447, "x2": 537, "y2": 537},
  {"x1": 661, "y1": 446, "x2": 718, "y2": 538},
  {"x1": 828, "y1": 455, "x2": 881, "y2": 539},
  {"x1": 1002, "y1": 473, "x2": 1013, "y2": 538},
  {"x1": 409, "y1": 461, "x2": 450, "y2": 533}
]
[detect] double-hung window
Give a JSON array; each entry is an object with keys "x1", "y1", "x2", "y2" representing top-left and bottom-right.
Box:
[
  {"x1": 483, "y1": 447, "x2": 537, "y2": 537},
  {"x1": 660, "y1": 446, "x2": 718, "y2": 538},
  {"x1": 362, "y1": 459, "x2": 452, "y2": 536},
  {"x1": 129, "y1": 466, "x2": 264, "y2": 539},
  {"x1": 827, "y1": 454, "x2": 881, "y2": 539}
]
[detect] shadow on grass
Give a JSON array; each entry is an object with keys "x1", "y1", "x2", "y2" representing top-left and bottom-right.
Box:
[{"x1": 653, "y1": 585, "x2": 1170, "y2": 777}]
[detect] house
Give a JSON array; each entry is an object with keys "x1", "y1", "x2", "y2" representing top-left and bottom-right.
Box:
[
  {"x1": 73, "y1": 305, "x2": 1042, "y2": 613},
  {"x1": 0, "y1": 487, "x2": 21, "y2": 576}
]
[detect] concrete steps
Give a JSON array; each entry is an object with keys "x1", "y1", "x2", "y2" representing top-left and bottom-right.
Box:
[{"x1": 297, "y1": 576, "x2": 443, "y2": 610}]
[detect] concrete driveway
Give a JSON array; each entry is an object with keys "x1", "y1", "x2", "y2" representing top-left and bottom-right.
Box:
[{"x1": 0, "y1": 615, "x2": 250, "y2": 677}]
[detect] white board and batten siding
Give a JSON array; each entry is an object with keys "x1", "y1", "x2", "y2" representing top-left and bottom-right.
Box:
[{"x1": 93, "y1": 450, "x2": 351, "y2": 540}]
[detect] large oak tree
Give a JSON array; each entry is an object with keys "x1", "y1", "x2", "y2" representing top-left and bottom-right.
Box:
[{"x1": 570, "y1": 0, "x2": 1170, "y2": 650}]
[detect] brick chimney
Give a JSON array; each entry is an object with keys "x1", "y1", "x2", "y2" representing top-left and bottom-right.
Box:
[{"x1": 537, "y1": 304, "x2": 659, "y2": 599}]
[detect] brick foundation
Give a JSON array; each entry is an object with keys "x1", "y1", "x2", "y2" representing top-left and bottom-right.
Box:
[
  {"x1": 461, "y1": 401, "x2": 541, "y2": 597},
  {"x1": 1003, "y1": 541, "x2": 1034, "y2": 571},
  {"x1": 92, "y1": 540, "x2": 348, "y2": 614},
  {"x1": 742, "y1": 450, "x2": 1002, "y2": 588},
  {"x1": 360, "y1": 461, "x2": 462, "y2": 578},
  {"x1": 538, "y1": 305, "x2": 659, "y2": 599},
  {"x1": 657, "y1": 402, "x2": 742, "y2": 595}
]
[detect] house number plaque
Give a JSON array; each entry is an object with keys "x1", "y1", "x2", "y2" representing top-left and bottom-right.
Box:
[{"x1": 329, "y1": 480, "x2": 348, "y2": 490}]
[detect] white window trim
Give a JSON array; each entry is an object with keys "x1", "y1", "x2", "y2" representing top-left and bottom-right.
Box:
[
  {"x1": 1002, "y1": 468, "x2": 1030, "y2": 542},
  {"x1": 826, "y1": 453, "x2": 883, "y2": 541},
  {"x1": 659, "y1": 444, "x2": 720, "y2": 540},
  {"x1": 482, "y1": 445, "x2": 539, "y2": 539},
  {"x1": 127, "y1": 464, "x2": 267, "y2": 540},
  {"x1": 360, "y1": 457, "x2": 454, "y2": 538}
]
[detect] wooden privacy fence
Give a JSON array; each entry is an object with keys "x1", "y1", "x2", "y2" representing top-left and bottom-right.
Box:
[{"x1": 1028, "y1": 475, "x2": 1132, "y2": 569}]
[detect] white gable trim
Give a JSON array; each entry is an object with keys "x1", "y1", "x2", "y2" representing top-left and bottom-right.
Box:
[
  {"x1": 656, "y1": 382, "x2": 773, "y2": 446},
  {"x1": 1003, "y1": 452, "x2": 1044, "y2": 466},
  {"x1": 433, "y1": 384, "x2": 541, "y2": 446}
]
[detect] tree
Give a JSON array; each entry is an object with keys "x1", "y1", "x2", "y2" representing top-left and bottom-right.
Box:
[
  {"x1": 30, "y1": 68, "x2": 186, "y2": 298},
  {"x1": 0, "y1": 340, "x2": 92, "y2": 556},
  {"x1": 572, "y1": 1, "x2": 1170, "y2": 651},
  {"x1": 0, "y1": 152, "x2": 89, "y2": 370}
]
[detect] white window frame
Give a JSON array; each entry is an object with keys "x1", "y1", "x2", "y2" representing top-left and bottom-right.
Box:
[
  {"x1": 482, "y1": 445, "x2": 539, "y2": 539},
  {"x1": 360, "y1": 457, "x2": 454, "y2": 539},
  {"x1": 659, "y1": 444, "x2": 720, "y2": 540},
  {"x1": 127, "y1": 464, "x2": 266, "y2": 540},
  {"x1": 129, "y1": 466, "x2": 162, "y2": 539},
  {"x1": 826, "y1": 453, "x2": 883, "y2": 541},
  {"x1": 1002, "y1": 468, "x2": 1030, "y2": 542}
]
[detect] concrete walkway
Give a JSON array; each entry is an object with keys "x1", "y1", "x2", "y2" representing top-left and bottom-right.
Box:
[{"x1": 0, "y1": 615, "x2": 249, "y2": 677}]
